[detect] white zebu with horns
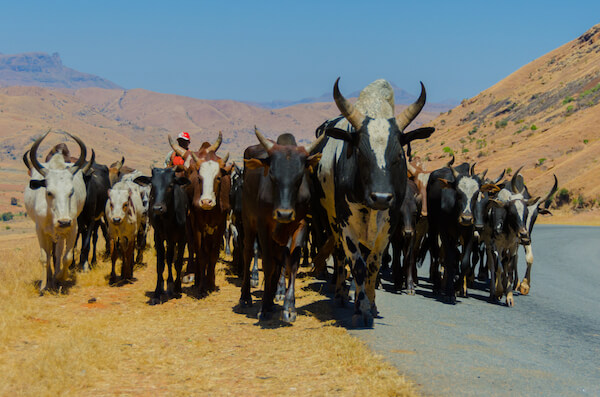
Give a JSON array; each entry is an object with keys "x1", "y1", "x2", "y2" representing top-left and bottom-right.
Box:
[
  {"x1": 24, "y1": 131, "x2": 91, "y2": 293},
  {"x1": 312, "y1": 78, "x2": 434, "y2": 326}
]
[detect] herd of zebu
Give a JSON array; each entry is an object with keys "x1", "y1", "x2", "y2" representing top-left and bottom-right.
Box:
[{"x1": 22, "y1": 78, "x2": 557, "y2": 326}]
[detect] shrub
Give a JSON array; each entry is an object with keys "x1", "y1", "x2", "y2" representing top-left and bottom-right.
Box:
[
  {"x1": 476, "y1": 139, "x2": 487, "y2": 149},
  {"x1": 443, "y1": 147, "x2": 454, "y2": 156},
  {"x1": 495, "y1": 119, "x2": 508, "y2": 129},
  {"x1": 468, "y1": 126, "x2": 478, "y2": 135},
  {"x1": 462, "y1": 148, "x2": 469, "y2": 153},
  {"x1": 530, "y1": 124, "x2": 538, "y2": 130},
  {"x1": 506, "y1": 167, "x2": 512, "y2": 174},
  {"x1": 1, "y1": 212, "x2": 13, "y2": 222},
  {"x1": 538, "y1": 158, "x2": 546, "y2": 165},
  {"x1": 562, "y1": 96, "x2": 574, "y2": 104},
  {"x1": 583, "y1": 139, "x2": 589, "y2": 144}
]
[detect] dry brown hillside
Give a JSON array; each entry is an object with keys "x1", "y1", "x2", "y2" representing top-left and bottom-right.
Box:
[{"x1": 412, "y1": 23, "x2": 600, "y2": 205}]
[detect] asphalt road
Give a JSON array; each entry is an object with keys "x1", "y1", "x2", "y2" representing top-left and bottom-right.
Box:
[{"x1": 333, "y1": 225, "x2": 600, "y2": 396}]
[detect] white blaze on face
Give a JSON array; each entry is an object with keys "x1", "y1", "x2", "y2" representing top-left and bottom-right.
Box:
[
  {"x1": 199, "y1": 160, "x2": 220, "y2": 205},
  {"x1": 367, "y1": 119, "x2": 391, "y2": 169},
  {"x1": 514, "y1": 199, "x2": 526, "y2": 222},
  {"x1": 458, "y1": 177, "x2": 479, "y2": 213}
]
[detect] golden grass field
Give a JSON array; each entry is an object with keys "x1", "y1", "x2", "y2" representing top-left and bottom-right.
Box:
[{"x1": 0, "y1": 219, "x2": 416, "y2": 397}]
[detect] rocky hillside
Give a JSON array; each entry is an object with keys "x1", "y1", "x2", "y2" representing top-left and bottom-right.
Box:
[
  {"x1": 412, "y1": 23, "x2": 600, "y2": 203},
  {"x1": 0, "y1": 52, "x2": 121, "y2": 90}
]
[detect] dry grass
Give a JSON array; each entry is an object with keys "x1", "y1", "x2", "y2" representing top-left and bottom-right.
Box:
[{"x1": 0, "y1": 230, "x2": 416, "y2": 397}]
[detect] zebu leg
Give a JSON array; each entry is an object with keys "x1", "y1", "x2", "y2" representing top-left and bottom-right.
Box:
[{"x1": 519, "y1": 244, "x2": 534, "y2": 295}]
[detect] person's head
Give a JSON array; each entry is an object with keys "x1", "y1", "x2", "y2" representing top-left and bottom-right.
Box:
[{"x1": 177, "y1": 132, "x2": 190, "y2": 150}]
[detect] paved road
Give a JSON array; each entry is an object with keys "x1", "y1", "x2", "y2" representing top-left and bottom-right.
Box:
[{"x1": 333, "y1": 225, "x2": 600, "y2": 396}]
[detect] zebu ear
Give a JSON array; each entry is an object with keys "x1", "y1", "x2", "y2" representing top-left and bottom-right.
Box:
[
  {"x1": 325, "y1": 128, "x2": 357, "y2": 144},
  {"x1": 244, "y1": 158, "x2": 270, "y2": 176},
  {"x1": 437, "y1": 178, "x2": 452, "y2": 189},
  {"x1": 400, "y1": 127, "x2": 435, "y2": 145},
  {"x1": 133, "y1": 176, "x2": 152, "y2": 187},
  {"x1": 481, "y1": 183, "x2": 501, "y2": 193},
  {"x1": 538, "y1": 208, "x2": 553, "y2": 215},
  {"x1": 29, "y1": 179, "x2": 46, "y2": 190},
  {"x1": 219, "y1": 174, "x2": 231, "y2": 212},
  {"x1": 306, "y1": 153, "x2": 322, "y2": 173},
  {"x1": 487, "y1": 198, "x2": 505, "y2": 208}
]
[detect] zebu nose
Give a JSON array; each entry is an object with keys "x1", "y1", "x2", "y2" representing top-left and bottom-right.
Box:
[
  {"x1": 112, "y1": 217, "x2": 122, "y2": 225},
  {"x1": 519, "y1": 229, "x2": 530, "y2": 244},
  {"x1": 153, "y1": 204, "x2": 166, "y2": 215},
  {"x1": 274, "y1": 209, "x2": 295, "y2": 223},
  {"x1": 402, "y1": 228, "x2": 414, "y2": 238},
  {"x1": 459, "y1": 214, "x2": 473, "y2": 226},
  {"x1": 369, "y1": 192, "x2": 394, "y2": 209},
  {"x1": 57, "y1": 219, "x2": 72, "y2": 228},
  {"x1": 200, "y1": 199, "x2": 215, "y2": 209}
]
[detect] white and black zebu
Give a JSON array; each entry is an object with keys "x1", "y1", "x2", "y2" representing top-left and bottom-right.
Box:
[
  {"x1": 24, "y1": 131, "x2": 92, "y2": 293},
  {"x1": 311, "y1": 78, "x2": 434, "y2": 326}
]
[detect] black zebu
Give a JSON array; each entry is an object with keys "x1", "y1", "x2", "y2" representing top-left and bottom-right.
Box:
[
  {"x1": 239, "y1": 128, "x2": 323, "y2": 322},
  {"x1": 311, "y1": 78, "x2": 434, "y2": 326},
  {"x1": 135, "y1": 168, "x2": 189, "y2": 305}
]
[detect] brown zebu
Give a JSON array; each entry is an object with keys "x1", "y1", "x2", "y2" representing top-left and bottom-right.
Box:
[
  {"x1": 169, "y1": 133, "x2": 232, "y2": 294},
  {"x1": 239, "y1": 128, "x2": 323, "y2": 322}
]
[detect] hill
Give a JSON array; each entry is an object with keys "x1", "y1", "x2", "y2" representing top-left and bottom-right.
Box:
[
  {"x1": 0, "y1": 52, "x2": 121, "y2": 90},
  {"x1": 411, "y1": 23, "x2": 600, "y2": 204}
]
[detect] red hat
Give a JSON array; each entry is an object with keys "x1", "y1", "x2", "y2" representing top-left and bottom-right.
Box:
[{"x1": 178, "y1": 131, "x2": 190, "y2": 141}]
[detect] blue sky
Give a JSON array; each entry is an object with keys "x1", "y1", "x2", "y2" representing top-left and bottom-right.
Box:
[{"x1": 1, "y1": 1, "x2": 599, "y2": 103}]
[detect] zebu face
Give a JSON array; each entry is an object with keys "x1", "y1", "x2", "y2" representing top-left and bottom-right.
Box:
[
  {"x1": 30, "y1": 167, "x2": 79, "y2": 231},
  {"x1": 507, "y1": 199, "x2": 530, "y2": 244},
  {"x1": 197, "y1": 160, "x2": 221, "y2": 210},
  {"x1": 455, "y1": 175, "x2": 481, "y2": 226},
  {"x1": 268, "y1": 148, "x2": 307, "y2": 223},
  {"x1": 354, "y1": 117, "x2": 406, "y2": 211},
  {"x1": 107, "y1": 188, "x2": 133, "y2": 225}
]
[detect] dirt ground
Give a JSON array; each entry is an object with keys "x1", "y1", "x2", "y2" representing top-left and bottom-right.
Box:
[{"x1": 0, "y1": 222, "x2": 416, "y2": 397}]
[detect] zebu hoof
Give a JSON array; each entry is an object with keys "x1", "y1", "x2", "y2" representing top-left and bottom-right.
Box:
[
  {"x1": 334, "y1": 294, "x2": 346, "y2": 307},
  {"x1": 182, "y1": 274, "x2": 195, "y2": 284},
  {"x1": 258, "y1": 309, "x2": 273, "y2": 321},
  {"x1": 444, "y1": 294, "x2": 457, "y2": 305},
  {"x1": 275, "y1": 293, "x2": 285, "y2": 302},
  {"x1": 282, "y1": 309, "x2": 297, "y2": 323},
  {"x1": 370, "y1": 304, "x2": 379, "y2": 317},
  {"x1": 352, "y1": 312, "x2": 374, "y2": 328},
  {"x1": 488, "y1": 296, "x2": 500, "y2": 305},
  {"x1": 239, "y1": 297, "x2": 252, "y2": 308},
  {"x1": 506, "y1": 292, "x2": 514, "y2": 307},
  {"x1": 149, "y1": 297, "x2": 162, "y2": 305},
  {"x1": 406, "y1": 288, "x2": 415, "y2": 296},
  {"x1": 250, "y1": 275, "x2": 259, "y2": 288},
  {"x1": 519, "y1": 280, "x2": 530, "y2": 295}
]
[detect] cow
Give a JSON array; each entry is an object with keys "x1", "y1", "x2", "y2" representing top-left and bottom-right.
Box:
[
  {"x1": 311, "y1": 78, "x2": 434, "y2": 326},
  {"x1": 121, "y1": 170, "x2": 151, "y2": 264},
  {"x1": 108, "y1": 156, "x2": 136, "y2": 187},
  {"x1": 134, "y1": 168, "x2": 190, "y2": 304},
  {"x1": 426, "y1": 158, "x2": 497, "y2": 302},
  {"x1": 168, "y1": 133, "x2": 232, "y2": 294},
  {"x1": 105, "y1": 180, "x2": 145, "y2": 284},
  {"x1": 390, "y1": 179, "x2": 427, "y2": 295},
  {"x1": 239, "y1": 128, "x2": 323, "y2": 322},
  {"x1": 506, "y1": 171, "x2": 557, "y2": 295},
  {"x1": 24, "y1": 131, "x2": 92, "y2": 293}
]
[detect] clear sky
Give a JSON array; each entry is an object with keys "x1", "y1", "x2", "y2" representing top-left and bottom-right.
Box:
[{"x1": 1, "y1": 1, "x2": 599, "y2": 103}]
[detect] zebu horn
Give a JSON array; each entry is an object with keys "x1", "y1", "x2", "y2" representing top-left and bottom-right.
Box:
[
  {"x1": 254, "y1": 126, "x2": 274, "y2": 152},
  {"x1": 208, "y1": 131, "x2": 223, "y2": 152},
  {"x1": 510, "y1": 166, "x2": 525, "y2": 194},
  {"x1": 479, "y1": 169, "x2": 488, "y2": 180},
  {"x1": 540, "y1": 174, "x2": 558, "y2": 207},
  {"x1": 169, "y1": 135, "x2": 187, "y2": 158},
  {"x1": 447, "y1": 155, "x2": 459, "y2": 179},
  {"x1": 222, "y1": 152, "x2": 230, "y2": 164},
  {"x1": 396, "y1": 82, "x2": 426, "y2": 131},
  {"x1": 65, "y1": 132, "x2": 88, "y2": 174},
  {"x1": 304, "y1": 132, "x2": 326, "y2": 154},
  {"x1": 82, "y1": 149, "x2": 95, "y2": 174},
  {"x1": 116, "y1": 156, "x2": 124, "y2": 171},
  {"x1": 29, "y1": 130, "x2": 51, "y2": 177},
  {"x1": 493, "y1": 169, "x2": 506, "y2": 184},
  {"x1": 333, "y1": 77, "x2": 365, "y2": 131},
  {"x1": 470, "y1": 162, "x2": 477, "y2": 176},
  {"x1": 23, "y1": 150, "x2": 32, "y2": 171}
]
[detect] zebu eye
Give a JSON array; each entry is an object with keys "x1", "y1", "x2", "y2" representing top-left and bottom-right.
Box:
[{"x1": 47, "y1": 191, "x2": 53, "y2": 198}]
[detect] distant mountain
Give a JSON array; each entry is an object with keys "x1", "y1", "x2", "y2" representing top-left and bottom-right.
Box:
[
  {"x1": 248, "y1": 82, "x2": 458, "y2": 111},
  {"x1": 0, "y1": 52, "x2": 122, "y2": 90}
]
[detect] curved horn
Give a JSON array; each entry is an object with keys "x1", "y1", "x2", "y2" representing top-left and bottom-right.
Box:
[
  {"x1": 470, "y1": 162, "x2": 477, "y2": 176},
  {"x1": 479, "y1": 169, "x2": 488, "y2": 180},
  {"x1": 222, "y1": 152, "x2": 230, "y2": 164},
  {"x1": 333, "y1": 77, "x2": 365, "y2": 131},
  {"x1": 65, "y1": 132, "x2": 87, "y2": 173},
  {"x1": 169, "y1": 135, "x2": 187, "y2": 158},
  {"x1": 493, "y1": 169, "x2": 506, "y2": 184},
  {"x1": 446, "y1": 155, "x2": 459, "y2": 179},
  {"x1": 81, "y1": 149, "x2": 95, "y2": 175},
  {"x1": 29, "y1": 130, "x2": 51, "y2": 177},
  {"x1": 254, "y1": 126, "x2": 274, "y2": 152},
  {"x1": 116, "y1": 156, "x2": 124, "y2": 171},
  {"x1": 540, "y1": 174, "x2": 558, "y2": 206},
  {"x1": 23, "y1": 150, "x2": 31, "y2": 171},
  {"x1": 191, "y1": 151, "x2": 200, "y2": 164},
  {"x1": 209, "y1": 131, "x2": 223, "y2": 152},
  {"x1": 396, "y1": 82, "x2": 426, "y2": 131},
  {"x1": 510, "y1": 166, "x2": 524, "y2": 194},
  {"x1": 304, "y1": 132, "x2": 326, "y2": 155}
]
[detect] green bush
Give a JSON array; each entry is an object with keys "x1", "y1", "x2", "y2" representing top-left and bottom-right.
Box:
[
  {"x1": 1, "y1": 212, "x2": 13, "y2": 222},
  {"x1": 583, "y1": 139, "x2": 589, "y2": 144},
  {"x1": 468, "y1": 126, "x2": 478, "y2": 135},
  {"x1": 495, "y1": 119, "x2": 508, "y2": 129},
  {"x1": 530, "y1": 124, "x2": 538, "y2": 131},
  {"x1": 562, "y1": 96, "x2": 574, "y2": 104},
  {"x1": 462, "y1": 148, "x2": 469, "y2": 153},
  {"x1": 538, "y1": 158, "x2": 546, "y2": 165},
  {"x1": 443, "y1": 147, "x2": 454, "y2": 156}
]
